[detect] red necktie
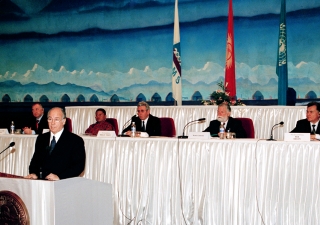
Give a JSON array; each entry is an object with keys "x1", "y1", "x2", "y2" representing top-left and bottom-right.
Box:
[{"x1": 36, "y1": 120, "x2": 39, "y2": 129}]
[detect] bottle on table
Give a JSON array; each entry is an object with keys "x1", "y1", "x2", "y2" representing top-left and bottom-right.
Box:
[
  {"x1": 10, "y1": 121, "x2": 15, "y2": 134},
  {"x1": 131, "y1": 122, "x2": 136, "y2": 138},
  {"x1": 219, "y1": 122, "x2": 225, "y2": 139}
]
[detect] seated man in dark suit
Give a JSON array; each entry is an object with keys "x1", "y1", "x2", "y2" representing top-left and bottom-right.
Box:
[
  {"x1": 23, "y1": 103, "x2": 49, "y2": 134},
  {"x1": 25, "y1": 107, "x2": 86, "y2": 181},
  {"x1": 123, "y1": 101, "x2": 161, "y2": 136},
  {"x1": 85, "y1": 108, "x2": 114, "y2": 135},
  {"x1": 291, "y1": 101, "x2": 320, "y2": 140},
  {"x1": 203, "y1": 103, "x2": 247, "y2": 138}
]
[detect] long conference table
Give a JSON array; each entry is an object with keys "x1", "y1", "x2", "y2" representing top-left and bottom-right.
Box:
[
  {"x1": 0, "y1": 134, "x2": 319, "y2": 225},
  {"x1": 65, "y1": 105, "x2": 307, "y2": 139}
]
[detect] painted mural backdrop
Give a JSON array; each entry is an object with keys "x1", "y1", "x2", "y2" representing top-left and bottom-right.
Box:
[{"x1": 0, "y1": 0, "x2": 319, "y2": 102}]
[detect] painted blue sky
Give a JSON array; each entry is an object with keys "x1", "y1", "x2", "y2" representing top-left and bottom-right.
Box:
[{"x1": 0, "y1": 0, "x2": 320, "y2": 101}]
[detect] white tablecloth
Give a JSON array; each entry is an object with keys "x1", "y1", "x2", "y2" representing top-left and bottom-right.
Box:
[
  {"x1": 66, "y1": 105, "x2": 307, "y2": 139},
  {"x1": 178, "y1": 139, "x2": 320, "y2": 225},
  {"x1": 0, "y1": 135, "x2": 319, "y2": 224}
]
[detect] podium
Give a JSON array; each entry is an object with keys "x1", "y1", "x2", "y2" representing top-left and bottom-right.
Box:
[{"x1": 0, "y1": 176, "x2": 113, "y2": 225}]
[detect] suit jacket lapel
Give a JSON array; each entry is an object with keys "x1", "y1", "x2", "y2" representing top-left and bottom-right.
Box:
[
  {"x1": 316, "y1": 123, "x2": 320, "y2": 134},
  {"x1": 225, "y1": 117, "x2": 233, "y2": 132}
]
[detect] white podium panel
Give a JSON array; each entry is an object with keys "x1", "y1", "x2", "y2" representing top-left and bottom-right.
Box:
[{"x1": 0, "y1": 177, "x2": 113, "y2": 225}]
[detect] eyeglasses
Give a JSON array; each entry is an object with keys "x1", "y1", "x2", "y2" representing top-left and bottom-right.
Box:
[{"x1": 47, "y1": 118, "x2": 64, "y2": 123}]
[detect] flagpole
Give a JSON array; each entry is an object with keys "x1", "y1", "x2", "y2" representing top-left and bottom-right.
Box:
[
  {"x1": 276, "y1": 0, "x2": 288, "y2": 105},
  {"x1": 224, "y1": 0, "x2": 236, "y2": 101},
  {"x1": 172, "y1": 0, "x2": 182, "y2": 106}
]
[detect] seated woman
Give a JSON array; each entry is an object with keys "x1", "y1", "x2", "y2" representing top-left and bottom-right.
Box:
[{"x1": 85, "y1": 108, "x2": 114, "y2": 135}]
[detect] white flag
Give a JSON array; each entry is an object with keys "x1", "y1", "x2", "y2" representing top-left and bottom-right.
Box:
[{"x1": 172, "y1": 0, "x2": 182, "y2": 106}]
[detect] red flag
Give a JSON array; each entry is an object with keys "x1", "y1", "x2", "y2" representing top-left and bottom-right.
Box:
[{"x1": 224, "y1": 0, "x2": 236, "y2": 100}]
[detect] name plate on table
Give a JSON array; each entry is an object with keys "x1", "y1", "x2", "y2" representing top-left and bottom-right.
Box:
[
  {"x1": 284, "y1": 133, "x2": 310, "y2": 141},
  {"x1": 0, "y1": 129, "x2": 9, "y2": 135},
  {"x1": 97, "y1": 130, "x2": 117, "y2": 138},
  {"x1": 188, "y1": 132, "x2": 210, "y2": 139}
]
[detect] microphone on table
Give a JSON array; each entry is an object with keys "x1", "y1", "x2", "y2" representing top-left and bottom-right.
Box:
[
  {"x1": 178, "y1": 118, "x2": 206, "y2": 139},
  {"x1": 267, "y1": 121, "x2": 284, "y2": 141},
  {"x1": 118, "y1": 115, "x2": 136, "y2": 137},
  {"x1": 0, "y1": 142, "x2": 15, "y2": 155}
]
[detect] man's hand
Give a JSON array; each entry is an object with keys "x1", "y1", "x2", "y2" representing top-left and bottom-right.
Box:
[
  {"x1": 23, "y1": 127, "x2": 32, "y2": 134},
  {"x1": 311, "y1": 134, "x2": 316, "y2": 140},
  {"x1": 25, "y1": 173, "x2": 38, "y2": 179},
  {"x1": 46, "y1": 173, "x2": 60, "y2": 181}
]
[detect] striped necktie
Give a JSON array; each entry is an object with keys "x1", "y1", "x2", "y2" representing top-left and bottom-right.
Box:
[
  {"x1": 36, "y1": 120, "x2": 39, "y2": 129},
  {"x1": 312, "y1": 124, "x2": 316, "y2": 134}
]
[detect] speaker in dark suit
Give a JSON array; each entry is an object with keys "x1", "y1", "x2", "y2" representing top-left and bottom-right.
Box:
[
  {"x1": 203, "y1": 103, "x2": 247, "y2": 138},
  {"x1": 122, "y1": 101, "x2": 161, "y2": 136},
  {"x1": 27, "y1": 107, "x2": 85, "y2": 180},
  {"x1": 290, "y1": 102, "x2": 320, "y2": 134},
  {"x1": 291, "y1": 119, "x2": 320, "y2": 134},
  {"x1": 23, "y1": 103, "x2": 49, "y2": 134},
  {"x1": 123, "y1": 114, "x2": 161, "y2": 136},
  {"x1": 203, "y1": 117, "x2": 247, "y2": 138},
  {"x1": 26, "y1": 114, "x2": 49, "y2": 134}
]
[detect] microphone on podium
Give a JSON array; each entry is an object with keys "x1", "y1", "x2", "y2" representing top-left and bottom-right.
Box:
[
  {"x1": 267, "y1": 121, "x2": 284, "y2": 141},
  {"x1": 0, "y1": 142, "x2": 15, "y2": 155},
  {"x1": 178, "y1": 118, "x2": 206, "y2": 139}
]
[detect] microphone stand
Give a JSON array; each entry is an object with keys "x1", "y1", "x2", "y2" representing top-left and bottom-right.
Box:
[
  {"x1": 178, "y1": 118, "x2": 206, "y2": 139},
  {"x1": 118, "y1": 117, "x2": 135, "y2": 137},
  {"x1": 267, "y1": 122, "x2": 284, "y2": 141}
]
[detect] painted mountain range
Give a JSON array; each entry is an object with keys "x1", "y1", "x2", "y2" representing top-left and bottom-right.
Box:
[
  {"x1": 0, "y1": 1, "x2": 319, "y2": 102},
  {"x1": 1, "y1": 62, "x2": 319, "y2": 102}
]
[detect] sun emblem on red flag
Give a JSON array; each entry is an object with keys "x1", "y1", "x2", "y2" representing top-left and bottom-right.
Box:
[{"x1": 226, "y1": 33, "x2": 233, "y2": 69}]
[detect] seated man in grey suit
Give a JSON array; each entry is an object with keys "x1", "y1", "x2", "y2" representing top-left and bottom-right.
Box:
[
  {"x1": 291, "y1": 101, "x2": 320, "y2": 140},
  {"x1": 203, "y1": 103, "x2": 247, "y2": 138},
  {"x1": 25, "y1": 107, "x2": 86, "y2": 181},
  {"x1": 123, "y1": 101, "x2": 161, "y2": 136}
]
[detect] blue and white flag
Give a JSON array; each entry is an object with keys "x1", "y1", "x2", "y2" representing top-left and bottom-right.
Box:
[
  {"x1": 172, "y1": 0, "x2": 182, "y2": 106},
  {"x1": 276, "y1": 0, "x2": 288, "y2": 105}
]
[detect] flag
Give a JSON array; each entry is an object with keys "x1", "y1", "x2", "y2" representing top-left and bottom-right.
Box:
[
  {"x1": 172, "y1": 0, "x2": 182, "y2": 106},
  {"x1": 276, "y1": 0, "x2": 288, "y2": 105},
  {"x1": 224, "y1": 0, "x2": 236, "y2": 100}
]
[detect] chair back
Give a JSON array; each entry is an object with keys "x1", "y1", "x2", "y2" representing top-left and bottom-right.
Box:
[
  {"x1": 106, "y1": 118, "x2": 119, "y2": 135},
  {"x1": 160, "y1": 117, "x2": 176, "y2": 137},
  {"x1": 235, "y1": 118, "x2": 255, "y2": 138},
  {"x1": 65, "y1": 118, "x2": 72, "y2": 132}
]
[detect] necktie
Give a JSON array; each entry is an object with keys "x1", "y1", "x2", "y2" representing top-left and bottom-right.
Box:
[
  {"x1": 312, "y1": 124, "x2": 316, "y2": 134},
  {"x1": 36, "y1": 120, "x2": 39, "y2": 129},
  {"x1": 50, "y1": 136, "x2": 56, "y2": 154},
  {"x1": 223, "y1": 122, "x2": 225, "y2": 129},
  {"x1": 142, "y1": 121, "x2": 146, "y2": 132}
]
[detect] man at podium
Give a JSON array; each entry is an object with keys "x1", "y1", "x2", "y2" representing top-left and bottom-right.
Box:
[{"x1": 25, "y1": 107, "x2": 86, "y2": 181}]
